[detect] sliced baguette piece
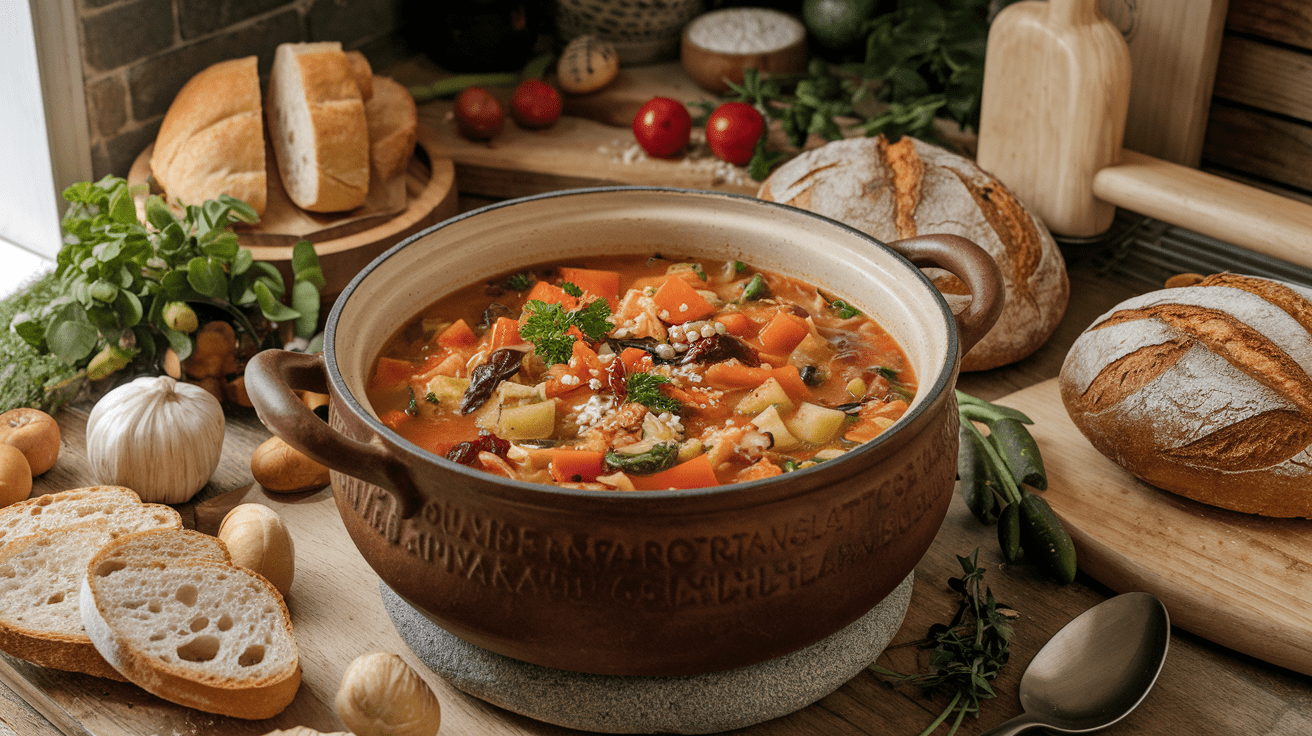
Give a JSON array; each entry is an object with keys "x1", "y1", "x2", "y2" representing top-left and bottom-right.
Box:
[
  {"x1": 0, "y1": 486, "x2": 158, "y2": 550},
  {"x1": 365, "y1": 76, "x2": 418, "y2": 181},
  {"x1": 345, "y1": 50, "x2": 373, "y2": 101},
  {"x1": 267, "y1": 41, "x2": 370, "y2": 212},
  {"x1": 0, "y1": 509, "x2": 182, "y2": 679},
  {"x1": 81, "y1": 555, "x2": 301, "y2": 719},
  {"x1": 150, "y1": 56, "x2": 266, "y2": 215}
]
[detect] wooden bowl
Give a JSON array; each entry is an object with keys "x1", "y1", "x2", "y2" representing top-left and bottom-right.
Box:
[{"x1": 128, "y1": 124, "x2": 457, "y2": 303}]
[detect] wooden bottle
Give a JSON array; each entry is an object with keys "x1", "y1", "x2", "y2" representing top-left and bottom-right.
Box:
[{"x1": 975, "y1": 0, "x2": 1131, "y2": 238}]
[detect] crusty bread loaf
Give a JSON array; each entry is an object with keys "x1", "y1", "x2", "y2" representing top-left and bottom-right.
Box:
[
  {"x1": 0, "y1": 486, "x2": 153, "y2": 549},
  {"x1": 365, "y1": 76, "x2": 418, "y2": 181},
  {"x1": 267, "y1": 42, "x2": 370, "y2": 213},
  {"x1": 0, "y1": 504, "x2": 182, "y2": 679},
  {"x1": 81, "y1": 554, "x2": 301, "y2": 719},
  {"x1": 345, "y1": 50, "x2": 374, "y2": 101},
  {"x1": 1060, "y1": 273, "x2": 1312, "y2": 517},
  {"x1": 757, "y1": 136, "x2": 1069, "y2": 371},
  {"x1": 150, "y1": 56, "x2": 266, "y2": 216}
]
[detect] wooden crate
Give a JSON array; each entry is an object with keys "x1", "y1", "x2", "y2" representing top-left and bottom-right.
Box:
[{"x1": 1204, "y1": 0, "x2": 1312, "y2": 203}]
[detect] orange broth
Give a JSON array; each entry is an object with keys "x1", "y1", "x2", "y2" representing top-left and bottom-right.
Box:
[{"x1": 366, "y1": 254, "x2": 917, "y2": 490}]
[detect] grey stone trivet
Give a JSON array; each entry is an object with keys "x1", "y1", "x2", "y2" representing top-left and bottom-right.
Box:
[{"x1": 381, "y1": 573, "x2": 913, "y2": 734}]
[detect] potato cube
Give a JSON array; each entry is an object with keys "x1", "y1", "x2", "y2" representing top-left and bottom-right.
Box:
[{"x1": 784, "y1": 402, "x2": 847, "y2": 445}]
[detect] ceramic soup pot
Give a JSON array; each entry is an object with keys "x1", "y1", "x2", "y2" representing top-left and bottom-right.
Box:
[{"x1": 246, "y1": 187, "x2": 1003, "y2": 676}]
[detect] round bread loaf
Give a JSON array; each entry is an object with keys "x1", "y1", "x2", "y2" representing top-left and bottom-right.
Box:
[
  {"x1": 757, "y1": 136, "x2": 1069, "y2": 371},
  {"x1": 1059, "y1": 274, "x2": 1312, "y2": 517}
]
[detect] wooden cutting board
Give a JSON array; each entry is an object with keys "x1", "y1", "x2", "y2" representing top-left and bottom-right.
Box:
[{"x1": 999, "y1": 377, "x2": 1312, "y2": 676}]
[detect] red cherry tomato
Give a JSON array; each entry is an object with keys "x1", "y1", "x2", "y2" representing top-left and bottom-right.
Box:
[
  {"x1": 706, "y1": 102, "x2": 766, "y2": 166},
  {"x1": 633, "y1": 97, "x2": 692, "y2": 158},
  {"x1": 454, "y1": 86, "x2": 504, "y2": 140},
  {"x1": 511, "y1": 79, "x2": 562, "y2": 129}
]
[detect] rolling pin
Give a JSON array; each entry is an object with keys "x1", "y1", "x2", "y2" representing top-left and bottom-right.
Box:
[{"x1": 975, "y1": 0, "x2": 1312, "y2": 271}]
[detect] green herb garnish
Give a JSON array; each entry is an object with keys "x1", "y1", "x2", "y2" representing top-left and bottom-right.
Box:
[
  {"x1": 504, "y1": 272, "x2": 533, "y2": 291},
  {"x1": 871, "y1": 550, "x2": 1016, "y2": 736},
  {"x1": 625, "y1": 372, "x2": 682, "y2": 414},
  {"x1": 10, "y1": 176, "x2": 322, "y2": 379},
  {"x1": 831, "y1": 299, "x2": 861, "y2": 319},
  {"x1": 519, "y1": 298, "x2": 612, "y2": 365},
  {"x1": 604, "y1": 441, "x2": 679, "y2": 475},
  {"x1": 560, "y1": 281, "x2": 584, "y2": 297}
]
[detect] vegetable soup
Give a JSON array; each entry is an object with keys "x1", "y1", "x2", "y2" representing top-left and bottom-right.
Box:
[{"x1": 366, "y1": 254, "x2": 917, "y2": 490}]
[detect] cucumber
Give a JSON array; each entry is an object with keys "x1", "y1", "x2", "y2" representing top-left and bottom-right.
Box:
[{"x1": 1018, "y1": 491, "x2": 1077, "y2": 584}]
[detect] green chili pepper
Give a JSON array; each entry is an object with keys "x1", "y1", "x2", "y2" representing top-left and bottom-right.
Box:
[
  {"x1": 1018, "y1": 491, "x2": 1077, "y2": 584},
  {"x1": 957, "y1": 422, "x2": 1002, "y2": 524},
  {"x1": 997, "y1": 502, "x2": 1021, "y2": 564},
  {"x1": 987, "y1": 417, "x2": 1048, "y2": 490}
]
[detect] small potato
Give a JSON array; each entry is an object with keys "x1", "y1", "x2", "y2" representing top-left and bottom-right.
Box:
[
  {"x1": 218, "y1": 503, "x2": 295, "y2": 596},
  {"x1": 0, "y1": 445, "x2": 32, "y2": 508},
  {"x1": 252, "y1": 436, "x2": 330, "y2": 493},
  {"x1": 0, "y1": 407, "x2": 60, "y2": 475}
]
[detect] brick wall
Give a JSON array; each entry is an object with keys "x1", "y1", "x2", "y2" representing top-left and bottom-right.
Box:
[{"x1": 78, "y1": 0, "x2": 407, "y2": 180}]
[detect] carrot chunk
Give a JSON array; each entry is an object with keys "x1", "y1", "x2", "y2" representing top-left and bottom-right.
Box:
[
  {"x1": 489, "y1": 317, "x2": 523, "y2": 351},
  {"x1": 620, "y1": 347, "x2": 652, "y2": 373},
  {"x1": 630, "y1": 453, "x2": 719, "y2": 490},
  {"x1": 559, "y1": 267, "x2": 621, "y2": 303},
  {"x1": 757, "y1": 311, "x2": 809, "y2": 355},
  {"x1": 734, "y1": 458, "x2": 783, "y2": 482},
  {"x1": 652, "y1": 276, "x2": 716, "y2": 324},
  {"x1": 437, "y1": 318, "x2": 476, "y2": 347},
  {"x1": 370, "y1": 357, "x2": 416, "y2": 392},
  {"x1": 524, "y1": 281, "x2": 579, "y2": 310},
  {"x1": 550, "y1": 449, "x2": 606, "y2": 483},
  {"x1": 715, "y1": 312, "x2": 753, "y2": 336}
]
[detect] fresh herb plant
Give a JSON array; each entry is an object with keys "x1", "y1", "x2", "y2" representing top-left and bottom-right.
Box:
[
  {"x1": 712, "y1": 0, "x2": 993, "y2": 180},
  {"x1": 625, "y1": 372, "x2": 682, "y2": 414},
  {"x1": 871, "y1": 550, "x2": 1017, "y2": 736},
  {"x1": 10, "y1": 177, "x2": 323, "y2": 380},
  {"x1": 518, "y1": 298, "x2": 612, "y2": 365}
]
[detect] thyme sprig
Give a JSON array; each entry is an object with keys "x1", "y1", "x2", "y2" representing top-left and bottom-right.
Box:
[{"x1": 871, "y1": 550, "x2": 1017, "y2": 736}]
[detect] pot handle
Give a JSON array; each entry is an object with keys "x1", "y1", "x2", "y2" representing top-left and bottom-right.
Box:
[
  {"x1": 887, "y1": 234, "x2": 1005, "y2": 356},
  {"x1": 245, "y1": 349, "x2": 422, "y2": 518}
]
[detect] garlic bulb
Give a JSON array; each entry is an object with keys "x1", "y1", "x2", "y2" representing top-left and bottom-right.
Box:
[{"x1": 86, "y1": 375, "x2": 225, "y2": 504}]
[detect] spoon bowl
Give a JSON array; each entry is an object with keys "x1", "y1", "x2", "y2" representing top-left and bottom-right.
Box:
[{"x1": 981, "y1": 591, "x2": 1170, "y2": 735}]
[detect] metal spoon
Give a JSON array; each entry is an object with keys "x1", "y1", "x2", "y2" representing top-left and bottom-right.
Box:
[{"x1": 977, "y1": 591, "x2": 1170, "y2": 735}]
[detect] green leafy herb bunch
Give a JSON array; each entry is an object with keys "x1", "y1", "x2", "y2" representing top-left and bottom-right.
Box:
[{"x1": 11, "y1": 176, "x2": 324, "y2": 383}]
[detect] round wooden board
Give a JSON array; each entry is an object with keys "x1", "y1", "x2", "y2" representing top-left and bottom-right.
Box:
[{"x1": 128, "y1": 123, "x2": 458, "y2": 300}]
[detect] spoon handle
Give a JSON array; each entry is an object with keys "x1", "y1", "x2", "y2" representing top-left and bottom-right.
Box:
[{"x1": 973, "y1": 711, "x2": 1046, "y2": 736}]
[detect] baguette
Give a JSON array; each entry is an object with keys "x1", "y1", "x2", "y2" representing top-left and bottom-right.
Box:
[
  {"x1": 365, "y1": 76, "x2": 418, "y2": 181},
  {"x1": 150, "y1": 56, "x2": 266, "y2": 216},
  {"x1": 81, "y1": 553, "x2": 301, "y2": 719},
  {"x1": 0, "y1": 486, "x2": 157, "y2": 550},
  {"x1": 758, "y1": 136, "x2": 1069, "y2": 371},
  {"x1": 267, "y1": 42, "x2": 371, "y2": 213},
  {"x1": 1060, "y1": 273, "x2": 1312, "y2": 517},
  {"x1": 0, "y1": 507, "x2": 182, "y2": 679}
]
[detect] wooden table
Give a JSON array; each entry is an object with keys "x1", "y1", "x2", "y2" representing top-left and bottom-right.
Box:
[{"x1": 3, "y1": 233, "x2": 1311, "y2": 736}]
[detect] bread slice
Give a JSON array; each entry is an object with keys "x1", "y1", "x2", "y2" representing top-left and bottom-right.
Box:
[
  {"x1": 81, "y1": 553, "x2": 301, "y2": 719},
  {"x1": 150, "y1": 56, "x2": 266, "y2": 216},
  {"x1": 0, "y1": 486, "x2": 161, "y2": 550},
  {"x1": 345, "y1": 50, "x2": 373, "y2": 101},
  {"x1": 0, "y1": 508, "x2": 182, "y2": 679},
  {"x1": 267, "y1": 42, "x2": 370, "y2": 213},
  {"x1": 365, "y1": 76, "x2": 418, "y2": 182}
]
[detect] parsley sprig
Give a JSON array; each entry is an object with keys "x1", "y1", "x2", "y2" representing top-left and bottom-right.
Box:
[
  {"x1": 625, "y1": 372, "x2": 681, "y2": 414},
  {"x1": 871, "y1": 550, "x2": 1016, "y2": 736},
  {"x1": 518, "y1": 298, "x2": 612, "y2": 365}
]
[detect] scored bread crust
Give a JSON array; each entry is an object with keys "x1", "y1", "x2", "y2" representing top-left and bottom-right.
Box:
[
  {"x1": 81, "y1": 555, "x2": 300, "y2": 720},
  {"x1": 757, "y1": 136, "x2": 1069, "y2": 371},
  {"x1": 150, "y1": 56, "x2": 266, "y2": 215},
  {"x1": 1059, "y1": 274, "x2": 1312, "y2": 517},
  {"x1": 267, "y1": 42, "x2": 370, "y2": 213},
  {"x1": 365, "y1": 76, "x2": 418, "y2": 181},
  {"x1": 0, "y1": 507, "x2": 183, "y2": 680}
]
